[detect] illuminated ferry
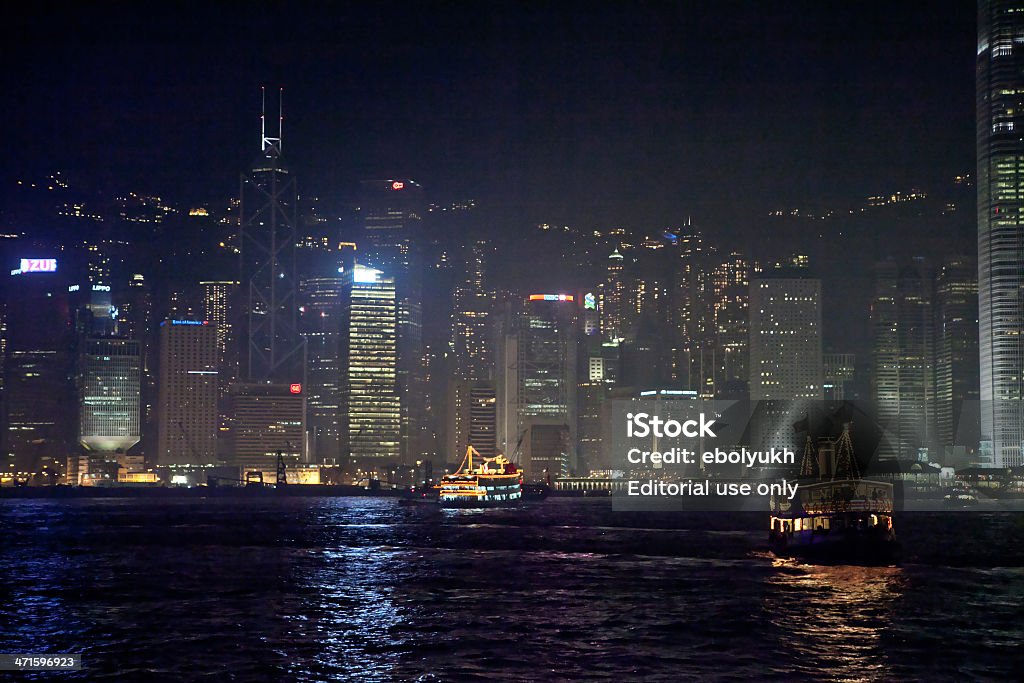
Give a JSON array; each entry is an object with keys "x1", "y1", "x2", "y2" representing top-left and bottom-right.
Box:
[
  {"x1": 769, "y1": 423, "x2": 899, "y2": 564},
  {"x1": 436, "y1": 446, "x2": 522, "y2": 508}
]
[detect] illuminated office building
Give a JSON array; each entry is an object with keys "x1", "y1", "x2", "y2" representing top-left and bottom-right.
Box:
[
  {"x1": 339, "y1": 265, "x2": 400, "y2": 469},
  {"x1": 934, "y1": 258, "x2": 980, "y2": 456},
  {"x1": 823, "y1": 353, "x2": 856, "y2": 402},
  {"x1": 78, "y1": 337, "x2": 141, "y2": 455},
  {"x1": 871, "y1": 260, "x2": 935, "y2": 461},
  {"x1": 447, "y1": 240, "x2": 495, "y2": 464},
  {"x1": 749, "y1": 267, "x2": 822, "y2": 449},
  {"x1": 299, "y1": 277, "x2": 344, "y2": 464},
  {"x1": 239, "y1": 89, "x2": 303, "y2": 385},
  {"x1": 977, "y1": 0, "x2": 1024, "y2": 466},
  {"x1": 710, "y1": 253, "x2": 751, "y2": 396},
  {"x1": 447, "y1": 379, "x2": 497, "y2": 465},
  {"x1": 599, "y1": 248, "x2": 626, "y2": 342},
  {"x1": 200, "y1": 280, "x2": 237, "y2": 381},
  {"x1": 494, "y1": 294, "x2": 578, "y2": 477},
  {"x1": 3, "y1": 256, "x2": 72, "y2": 474},
  {"x1": 749, "y1": 270, "x2": 823, "y2": 401},
  {"x1": 229, "y1": 382, "x2": 304, "y2": 469},
  {"x1": 667, "y1": 224, "x2": 716, "y2": 392},
  {"x1": 449, "y1": 239, "x2": 494, "y2": 381},
  {"x1": 360, "y1": 179, "x2": 427, "y2": 464},
  {"x1": 156, "y1": 320, "x2": 218, "y2": 465}
]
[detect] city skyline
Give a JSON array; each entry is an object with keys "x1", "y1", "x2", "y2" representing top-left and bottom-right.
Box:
[
  {"x1": 0, "y1": 4, "x2": 1008, "y2": 484},
  {"x1": 3, "y1": 3, "x2": 975, "y2": 232}
]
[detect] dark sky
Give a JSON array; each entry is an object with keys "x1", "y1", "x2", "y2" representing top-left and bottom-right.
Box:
[{"x1": 4, "y1": 2, "x2": 976, "y2": 232}]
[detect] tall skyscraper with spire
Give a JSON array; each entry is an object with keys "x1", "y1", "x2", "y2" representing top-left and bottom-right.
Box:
[
  {"x1": 977, "y1": 0, "x2": 1024, "y2": 467},
  {"x1": 238, "y1": 87, "x2": 303, "y2": 386}
]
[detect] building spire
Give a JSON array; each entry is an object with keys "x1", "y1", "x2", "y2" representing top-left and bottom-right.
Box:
[{"x1": 260, "y1": 86, "x2": 283, "y2": 156}]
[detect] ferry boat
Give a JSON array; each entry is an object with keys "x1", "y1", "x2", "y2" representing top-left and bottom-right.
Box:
[
  {"x1": 436, "y1": 446, "x2": 523, "y2": 508},
  {"x1": 769, "y1": 423, "x2": 899, "y2": 565}
]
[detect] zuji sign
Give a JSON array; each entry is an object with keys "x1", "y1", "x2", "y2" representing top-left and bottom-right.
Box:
[
  {"x1": 289, "y1": 384, "x2": 302, "y2": 394},
  {"x1": 11, "y1": 258, "x2": 57, "y2": 275},
  {"x1": 391, "y1": 181, "x2": 405, "y2": 190}
]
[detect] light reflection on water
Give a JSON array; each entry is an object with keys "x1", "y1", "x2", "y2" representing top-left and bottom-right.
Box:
[
  {"x1": 0, "y1": 498, "x2": 1021, "y2": 681},
  {"x1": 763, "y1": 560, "x2": 904, "y2": 682}
]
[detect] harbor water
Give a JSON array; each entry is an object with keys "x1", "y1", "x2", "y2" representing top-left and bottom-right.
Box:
[{"x1": 1, "y1": 497, "x2": 1022, "y2": 681}]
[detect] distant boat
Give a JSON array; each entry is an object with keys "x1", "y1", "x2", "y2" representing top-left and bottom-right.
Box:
[
  {"x1": 943, "y1": 486, "x2": 980, "y2": 508},
  {"x1": 769, "y1": 423, "x2": 899, "y2": 565},
  {"x1": 436, "y1": 446, "x2": 522, "y2": 508}
]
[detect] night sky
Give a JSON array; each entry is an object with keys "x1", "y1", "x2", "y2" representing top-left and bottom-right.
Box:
[{"x1": 5, "y1": 2, "x2": 976, "y2": 232}]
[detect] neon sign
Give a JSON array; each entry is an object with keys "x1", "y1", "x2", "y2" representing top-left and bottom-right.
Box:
[
  {"x1": 584, "y1": 292, "x2": 596, "y2": 310},
  {"x1": 528, "y1": 294, "x2": 574, "y2": 302},
  {"x1": 20, "y1": 258, "x2": 57, "y2": 273},
  {"x1": 171, "y1": 320, "x2": 208, "y2": 326},
  {"x1": 391, "y1": 181, "x2": 404, "y2": 190},
  {"x1": 289, "y1": 383, "x2": 302, "y2": 394},
  {"x1": 11, "y1": 258, "x2": 57, "y2": 276}
]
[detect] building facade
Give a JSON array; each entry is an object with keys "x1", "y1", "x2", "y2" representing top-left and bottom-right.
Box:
[
  {"x1": 156, "y1": 320, "x2": 218, "y2": 465},
  {"x1": 977, "y1": 0, "x2": 1024, "y2": 467},
  {"x1": 339, "y1": 265, "x2": 401, "y2": 471},
  {"x1": 78, "y1": 337, "x2": 141, "y2": 455},
  {"x1": 299, "y1": 277, "x2": 344, "y2": 464},
  {"x1": 494, "y1": 295, "x2": 578, "y2": 477}
]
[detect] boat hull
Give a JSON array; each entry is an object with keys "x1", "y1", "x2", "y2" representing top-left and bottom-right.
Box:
[
  {"x1": 769, "y1": 528, "x2": 900, "y2": 565},
  {"x1": 438, "y1": 496, "x2": 522, "y2": 509}
]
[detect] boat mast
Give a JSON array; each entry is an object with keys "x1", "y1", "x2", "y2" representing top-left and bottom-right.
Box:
[
  {"x1": 833, "y1": 423, "x2": 861, "y2": 480},
  {"x1": 799, "y1": 436, "x2": 818, "y2": 479}
]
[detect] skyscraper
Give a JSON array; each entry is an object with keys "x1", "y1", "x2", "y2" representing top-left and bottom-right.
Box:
[
  {"x1": 823, "y1": 353, "x2": 856, "y2": 402},
  {"x1": 871, "y1": 260, "x2": 936, "y2": 461},
  {"x1": 229, "y1": 382, "x2": 305, "y2": 470},
  {"x1": 749, "y1": 267, "x2": 823, "y2": 449},
  {"x1": 667, "y1": 225, "x2": 716, "y2": 393},
  {"x1": 339, "y1": 264, "x2": 401, "y2": 472},
  {"x1": 447, "y1": 379, "x2": 498, "y2": 466},
  {"x1": 447, "y1": 239, "x2": 495, "y2": 466},
  {"x1": 977, "y1": 0, "x2": 1024, "y2": 467},
  {"x1": 299, "y1": 276, "x2": 344, "y2": 464},
  {"x1": 749, "y1": 270, "x2": 823, "y2": 402},
  {"x1": 934, "y1": 258, "x2": 980, "y2": 460},
  {"x1": 156, "y1": 319, "x2": 218, "y2": 465},
  {"x1": 3, "y1": 257, "x2": 72, "y2": 475},
  {"x1": 360, "y1": 179, "x2": 426, "y2": 464},
  {"x1": 200, "y1": 280, "x2": 237, "y2": 383},
  {"x1": 710, "y1": 252, "x2": 751, "y2": 397},
  {"x1": 449, "y1": 239, "x2": 494, "y2": 381},
  {"x1": 239, "y1": 88, "x2": 303, "y2": 385},
  {"x1": 599, "y1": 247, "x2": 626, "y2": 342},
  {"x1": 78, "y1": 337, "x2": 141, "y2": 455},
  {"x1": 494, "y1": 295, "x2": 578, "y2": 477}
]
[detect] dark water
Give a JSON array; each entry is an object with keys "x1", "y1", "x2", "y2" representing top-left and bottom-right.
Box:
[{"x1": 1, "y1": 498, "x2": 1023, "y2": 682}]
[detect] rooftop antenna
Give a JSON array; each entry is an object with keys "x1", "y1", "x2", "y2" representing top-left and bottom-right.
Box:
[{"x1": 261, "y1": 86, "x2": 283, "y2": 156}]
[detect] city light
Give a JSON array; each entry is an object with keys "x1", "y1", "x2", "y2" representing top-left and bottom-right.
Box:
[{"x1": 352, "y1": 265, "x2": 381, "y2": 283}]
